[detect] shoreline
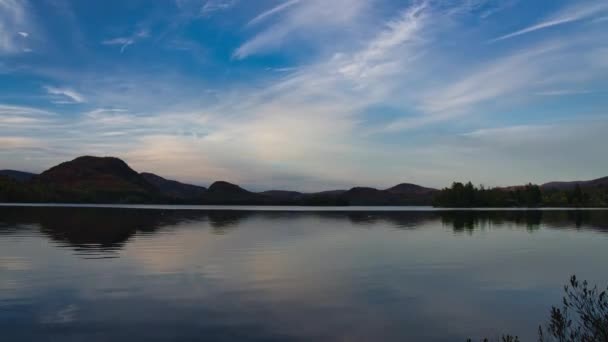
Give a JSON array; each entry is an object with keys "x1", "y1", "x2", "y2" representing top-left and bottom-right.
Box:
[{"x1": 2, "y1": 203, "x2": 607, "y2": 211}]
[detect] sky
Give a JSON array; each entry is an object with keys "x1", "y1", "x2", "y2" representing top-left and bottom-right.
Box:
[{"x1": 0, "y1": 0, "x2": 607, "y2": 191}]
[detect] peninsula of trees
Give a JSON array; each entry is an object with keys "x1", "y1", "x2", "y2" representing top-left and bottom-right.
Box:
[{"x1": 433, "y1": 181, "x2": 608, "y2": 207}]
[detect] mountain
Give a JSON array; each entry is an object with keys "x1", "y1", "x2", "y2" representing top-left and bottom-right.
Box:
[
  {"x1": 34, "y1": 156, "x2": 160, "y2": 202},
  {"x1": 385, "y1": 183, "x2": 436, "y2": 195},
  {"x1": 0, "y1": 156, "x2": 442, "y2": 205},
  {"x1": 141, "y1": 172, "x2": 207, "y2": 201},
  {"x1": 542, "y1": 176, "x2": 608, "y2": 191},
  {"x1": 384, "y1": 183, "x2": 437, "y2": 204},
  {"x1": 201, "y1": 181, "x2": 268, "y2": 204},
  {"x1": 9, "y1": 155, "x2": 604, "y2": 206},
  {"x1": 340, "y1": 187, "x2": 393, "y2": 205},
  {"x1": 0, "y1": 170, "x2": 37, "y2": 182},
  {"x1": 294, "y1": 190, "x2": 348, "y2": 206},
  {"x1": 260, "y1": 190, "x2": 304, "y2": 202},
  {"x1": 335, "y1": 184, "x2": 437, "y2": 206}
]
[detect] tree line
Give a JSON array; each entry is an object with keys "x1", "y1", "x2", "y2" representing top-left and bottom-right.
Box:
[{"x1": 433, "y1": 182, "x2": 608, "y2": 207}]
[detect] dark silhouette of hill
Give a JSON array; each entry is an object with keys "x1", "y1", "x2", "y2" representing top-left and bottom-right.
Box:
[
  {"x1": 31, "y1": 156, "x2": 160, "y2": 203},
  {"x1": 260, "y1": 190, "x2": 304, "y2": 202},
  {"x1": 340, "y1": 187, "x2": 392, "y2": 205},
  {"x1": 141, "y1": 172, "x2": 206, "y2": 201},
  {"x1": 261, "y1": 185, "x2": 436, "y2": 206},
  {"x1": 386, "y1": 183, "x2": 436, "y2": 195},
  {"x1": 542, "y1": 176, "x2": 608, "y2": 190},
  {"x1": 316, "y1": 184, "x2": 437, "y2": 206},
  {"x1": 0, "y1": 155, "x2": 606, "y2": 206},
  {"x1": 0, "y1": 170, "x2": 36, "y2": 182},
  {"x1": 39, "y1": 156, "x2": 150, "y2": 188},
  {"x1": 201, "y1": 181, "x2": 268, "y2": 204}
]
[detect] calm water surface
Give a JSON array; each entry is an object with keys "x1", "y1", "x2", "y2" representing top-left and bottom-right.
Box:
[{"x1": 1, "y1": 206, "x2": 608, "y2": 341}]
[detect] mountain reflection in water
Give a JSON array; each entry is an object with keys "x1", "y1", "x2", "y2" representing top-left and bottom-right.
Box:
[{"x1": 1, "y1": 207, "x2": 607, "y2": 341}]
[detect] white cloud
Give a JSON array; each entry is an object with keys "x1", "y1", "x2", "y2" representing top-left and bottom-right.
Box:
[
  {"x1": 0, "y1": 104, "x2": 53, "y2": 116},
  {"x1": 44, "y1": 86, "x2": 86, "y2": 104},
  {"x1": 0, "y1": 116, "x2": 43, "y2": 124},
  {"x1": 0, "y1": 136, "x2": 42, "y2": 149},
  {"x1": 102, "y1": 29, "x2": 149, "y2": 53},
  {"x1": 0, "y1": 0, "x2": 30, "y2": 54},
  {"x1": 150, "y1": 2, "x2": 434, "y2": 187},
  {"x1": 422, "y1": 44, "x2": 559, "y2": 113},
  {"x1": 247, "y1": 0, "x2": 300, "y2": 26},
  {"x1": 478, "y1": 0, "x2": 518, "y2": 19},
  {"x1": 84, "y1": 108, "x2": 133, "y2": 125},
  {"x1": 378, "y1": 30, "x2": 608, "y2": 133},
  {"x1": 490, "y1": 1, "x2": 608, "y2": 42},
  {"x1": 234, "y1": 0, "x2": 369, "y2": 59},
  {"x1": 535, "y1": 89, "x2": 594, "y2": 96},
  {"x1": 0, "y1": 104, "x2": 55, "y2": 129},
  {"x1": 200, "y1": 0, "x2": 237, "y2": 16},
  {"x1": 3, "y1": 0, "x2": 607, "y2": 190},
  {"x1": 336, "y1": 2, "x2": 428, "y2": 80}
]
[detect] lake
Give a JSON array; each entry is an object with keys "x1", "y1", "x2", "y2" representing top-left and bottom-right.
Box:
[{"x1": 1, "y1": 206, "x2": 607, "y2": 341}]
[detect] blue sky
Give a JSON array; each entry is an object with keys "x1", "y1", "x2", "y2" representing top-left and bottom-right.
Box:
[{"x1": 0, "y1": 0, "x2": 607, "y2": 191}]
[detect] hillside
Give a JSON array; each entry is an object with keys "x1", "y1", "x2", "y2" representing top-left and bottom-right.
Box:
[
  {"x1": 141, "y1": 172, "x2": 207, "y2": 201},
  {"x1": 1, "y1": 155, "x2": 605, "y2": 206},
  {"x1": 33, "y1": 156, "x2": 160, "y2": 203},
  {"x1": 201, "y1": 181, "x2": 268, "y2": 204},
  {"x1": 0, "y1": 170, "x2": 37, "y2": 182},
  {"x1": 542, "y1": 176, "x2": 608, "y2": 190}
]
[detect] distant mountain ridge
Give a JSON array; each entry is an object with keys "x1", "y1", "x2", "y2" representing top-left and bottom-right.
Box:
[
  {"x1": 0, "y1": 170, "x2": 36, "y2": 182},
  {"x1": 541, "y1": 176, "x2": 608, "y2": 191},
  {"x1": 141, "y1": 172, "x2": 206, "y2": 201},
  {"x1": 201, "y1": 181, "x2": 268, "y2": 204},
  {"x1": 0, "y1": 155, "x2": 606, "y2": 206}
]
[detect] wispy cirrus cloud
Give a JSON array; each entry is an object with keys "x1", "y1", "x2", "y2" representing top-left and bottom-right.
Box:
[
  {"x1": 3, "y1": 0, "x2": 607, "y2": 189},
  {"x1": 0, "y1": 104, "x2": 53, "y2": 116},
  {"x1": 234, "y1": 0, "x2": 370, "y2": 60},
  {"x1": 200, "y1": 0, "x2": 237, "y2": 16},
  {"x1": 535, "y1": 89, "x2": 594, "y2": 96},
  {"x1": 336, "y1": 2, "x2": 428, "y2": 81},
  {"x1": 83, "y1": 108, "x2": 133, "y2": 125},
  {"x1": 102, "y1": 29, "x2": 149, "y2": 53},
  {"x1": 0, "y1": 136, "x2": 42, "y2": 149},
  {"x1": 0, "y1": 104, "x2": 54, "y2": 128},
  {"x1": 379, "y1": 22, "x2": 608, "y2": 133},
  {"x1": 423, "y1": 44, "x2": 561, "y2": 112},
  {"x1": 478, "y1": 0, "x2": 519, "y2": 19},
  {"x1": 44, "y1": 86, "x2": 86, "y2": 104},
  {"x1": 0, "y1": 0, "x2": 32, "y2": 53},
  {"x1": 490, "y1": 1, "x2": 608, "y2": 42},
  {"x1": 247, "y1": 0, "x2": 300, "y2": 26}
]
